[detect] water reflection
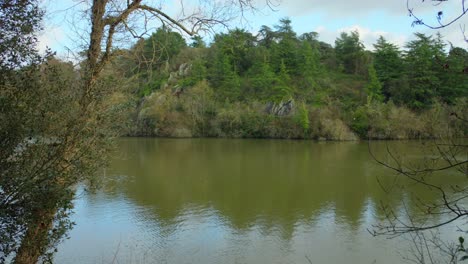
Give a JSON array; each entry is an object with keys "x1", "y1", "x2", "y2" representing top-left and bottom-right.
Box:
[{"x1": 56, "y1": 138, "x2": 465, "y2": 264}]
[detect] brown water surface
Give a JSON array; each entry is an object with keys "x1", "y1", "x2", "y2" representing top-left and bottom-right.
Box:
[{"x1": 56, "y1": 138, "x2": 464, "y2": 263}]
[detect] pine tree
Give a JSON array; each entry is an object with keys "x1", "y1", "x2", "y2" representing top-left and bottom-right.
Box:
[
  {"x1": 248, "y1": 54, "x2": 277, "y2": 100},
  {"x1": 299, "y1": 40, "x2": 321, "y2": 89},
  {"x1": 271, "y1": 18, "x2": 300, "y2": 74},
  {"x1": 404, "y1": 33, "x2": 445, "y2": 109},
  {"x1": 211, "y1": 52, "x2": 241, "y2": 100},
  {"x1": 373, "y1": 36, "x2": 404, "y2": 100},
  {"x1": 335, "y1": 31, "x2": 366, "y2": 75},
  {"x1": 271, "y1": 60, "x2": 293, "y2": 102},
  {"x1": 439, "y1": 46, "x2": 468, "y2": 103}
]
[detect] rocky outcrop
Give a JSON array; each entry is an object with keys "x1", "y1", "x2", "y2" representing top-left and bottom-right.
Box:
[
  {"x1": 167, "y1": 63, "x2": 192, "y2": 86},
  {"x1": 160, "y1": 63, "x2": 193, "y2": 95},
  {"x1": 265, "y1": 99, "x2": 295, "y2": 116}
]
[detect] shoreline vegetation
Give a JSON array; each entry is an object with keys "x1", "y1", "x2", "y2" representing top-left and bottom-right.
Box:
[
  {"x1": 129, "y1": 82, "x2": 465, "y2": 140},
  {"x1": 100, "y1": 19, "x2": 466, "y2": 141},
  {"x1": 41, "y1": 19, "x2": 466, "y2": 142}
]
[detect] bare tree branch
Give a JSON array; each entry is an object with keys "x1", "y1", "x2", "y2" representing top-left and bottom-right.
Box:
[{"x1": 407, "y1": 0, "x2": 468, "y2": 42}]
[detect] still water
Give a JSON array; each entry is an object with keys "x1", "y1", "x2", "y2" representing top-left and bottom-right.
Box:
[{"x1": 56, "y1": 138, "x2": 463, "y2": 263}]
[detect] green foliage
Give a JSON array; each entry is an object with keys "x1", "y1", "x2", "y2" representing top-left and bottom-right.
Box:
[
  {"x1": 247, "y1": 55, "x2": 277, "y2": 100},
  {"x1": 298, "y1": 40, "x2": 321, "y2": 89},
  {"x1": 114, "y1": 19, "x2": 465, "y2": 141},
  {"x1": 295, "y1": 102, "x2": 310, "y2": 135},
  {"x1": 190, "y1": 35, "x2": 206, "y2": 48},
  {"x1": 140, "y1": 27, "x2": 187, "y2": 69},
  {"x1": 210, "y1": 52, "x2": 241, "y2": 100},
  {"x1": 1, "y1": 2, "x2": 133, "y2": 261},
  {"x1": 271, "y1": 60, "x2": 293, "y2": 102},
  {"x1": 0, "y1": 0, "x2": 44, "y2": 70},
  {"x1": 183, "y1": 58, "x2": 207, "y2": 87},
  {"x1": 139, "y1": 72, "x2": 168, "y2": 97},
  {"x1": 373, "y1": 36, "x2": 404, "y2": 100},
  {"x1": 2, "y1": 10, "x2": 464, "y2": 262},
  {"x1": 212, "y1": 29, "x2": 256, "y2": 75},
  {"x1": 271, "y1": 18, "x2": 300, "y2": 74},
  {"x1": 439, "y1": 47, "x2": 468, "y2": 103},
  {"x1": 365, "y1": 63, "x2": 383, "y2": 104},
  {"x1": 351, "y1": 105, "x2": 369, "y2": 138},
  {"x1": 1, "y1": 57, "x2": 126, "y2": 262},
  {"x1": 402, "y1": 33, "x2": 445, "y2": 109},
  {"x1": 335, "y1": 31, "x2": 367, "y2": 75}
]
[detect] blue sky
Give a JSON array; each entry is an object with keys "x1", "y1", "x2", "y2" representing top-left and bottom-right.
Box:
[{"x1": 38, "y1": 0, "x2": 467, "y2": 58}]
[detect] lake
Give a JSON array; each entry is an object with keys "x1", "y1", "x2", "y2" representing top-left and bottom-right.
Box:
[{"x1": 56, "y1": 138, "x2": 463, "y2": 263}]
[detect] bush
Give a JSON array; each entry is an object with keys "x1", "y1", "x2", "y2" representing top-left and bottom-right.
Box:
[{"x1": 351, "y1": 105, "x2": 369, "y2": 138}]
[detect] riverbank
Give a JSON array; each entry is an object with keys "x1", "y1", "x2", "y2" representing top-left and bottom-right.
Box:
[{"x1": 126, "y1": 83, "x2": 465, "y2": 141}]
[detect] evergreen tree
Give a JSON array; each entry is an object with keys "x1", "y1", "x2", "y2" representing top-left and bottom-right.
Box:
[
  {"x1": 140, "y1": 26, "x2": 187, "y2": 69},
  {"x1": 271, "y1": 18, "x2": 300, "y2": 74},
  {"x1": 190, "y1": 35, "x2": 206, "y2": 48},
  {"x1": 403, "y1": 33, "x2": 445, "y2": 109},
  {"x1": 438, "y1": 46, "x2": 468, "y2": 103},
  {"x1": 335, "y1": 31, "x2": 367, "y2": 75},
  {"x1": 258, "y1": 25, "x2": 276, "y2": 49},
  {"x1": 210, "y1": 52, "x2": 241, "y2": 100},
  {"x1": 373, "y1": 36, "x2": 404, "y2": 100},
  {"x1": 271, "y1": 60, "x2": 293, "y2": 102},
  {"x1": 247, "y1": 52, "x2": 277, "y2": 100},
  {"x1": 185, "y1": 58, "x2": 207, "y2": 86},
  {"x1": 212, "y1": 29, "x2": 256, "y2": 75},
  {"x1": 299, "y1": 40, "x2": 321, "y2": 89}
]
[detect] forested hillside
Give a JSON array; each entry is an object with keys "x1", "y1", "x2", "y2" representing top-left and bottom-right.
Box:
[{"x1": 105, "y1": 18, "x2": 467, "y2": 140}]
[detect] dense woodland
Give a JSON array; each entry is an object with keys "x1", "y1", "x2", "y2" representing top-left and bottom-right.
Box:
[{"x1": 93, "y1": 18, "x2": 468, "y2": 140}]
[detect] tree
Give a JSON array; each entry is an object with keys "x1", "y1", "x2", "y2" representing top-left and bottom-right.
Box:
[
  {"x1": 373, "y1": 36, "x2": 404, "y2": 100},
  {"x1": 0, "y1": 1, "x2": 65, "y2": 262},
  {"x1": 438, "y1": 46, "x2": 468, "y2": 104},
  {"x1": 0, "y1": 0, "x2": 43, "y2": 70},
  {"x1": 247, "y1": 50, "x2": 277, "y2": 100},
  {"x1": 138, "y1": 26, "x2": 187, "y2": 70},
  {"x1": 365, "y1": 63, "x2": 383, "y2": 105},
  {"x1": 335, "y1": 31, "x2": 367, "y2": 75},
  {"x1": 258, "y1": 25, "x2": 276, "y2": 48},
  {"x1": 212, "y1": 29, "x2": 256, "y2": 75},
  {"x1": 271, "y1": 18, "x2": 300, "y2": 74},
  {"x1": 403, "y1": 33, "x2": 445, "y2": 109},
  {"x1": 210, "y1": 51, "x2": 241, "y2": 100},
  {"x1": 190, "y1": 36, "x2": 206, "y2": 48},
  {"x1": 298, "y1": 39, "x2": 321, "y2": 89},
  {"x1": 1, "y1": 0, "x2": 275, "y2": 262},
  {"x1": 271, "y1": 59, "x2": 293, "y2": 102}
]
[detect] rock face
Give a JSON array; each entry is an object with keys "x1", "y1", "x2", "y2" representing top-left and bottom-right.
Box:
[
  {"x1": 178, "y1": 63, "x2": 191, "y2": 76},
  {"x1": 265, "y1": 99, "x2": 295, "y2": 116},
  {"x1": 167, "y1": 63, "x2": 192, "y2": 86},
  {"x1": 146, "y1": 62, "x2": 193, "y2": 100}
]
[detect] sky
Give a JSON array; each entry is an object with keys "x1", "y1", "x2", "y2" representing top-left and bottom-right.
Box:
[{"x1": 38, "y1": 0, "x2": 467, "y2": 59}]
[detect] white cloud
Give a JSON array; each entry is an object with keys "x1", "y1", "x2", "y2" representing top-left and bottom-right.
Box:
[
  {"x1": 315, "y1": 25, "x2": 408, "y2": 50},
  {"x1": 281, "y1": 0, "x2": 461, "y2": 18},
  {"x1": 419, "y1": 26, "x2": 468, "y2": 49},
  {"x1": 37, "y1": 26, "x2": 65, "y2": 53}
]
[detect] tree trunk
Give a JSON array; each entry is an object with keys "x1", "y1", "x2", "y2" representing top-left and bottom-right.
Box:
[{"x1": 14, "y1": 209, "x2": 55, "y2": 264}]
